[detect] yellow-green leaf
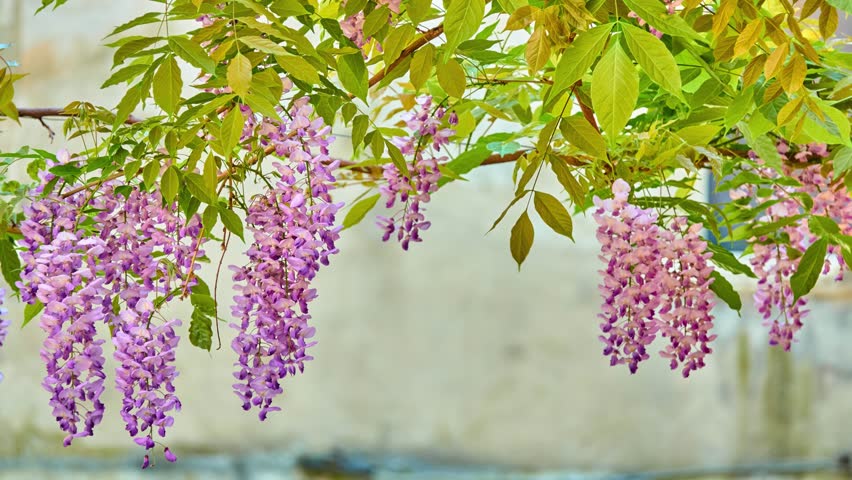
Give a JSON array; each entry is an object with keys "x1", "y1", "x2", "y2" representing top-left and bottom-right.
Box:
[
  {"x1": 153, "y1": 55, "x2": 182, "y2": 115},
  {"x1": 409, "y1": 44, "x2": 434, "y2": 90},
  {"x1": 437, "y1": 58, "x2": 466, "y2": 98},
  {"x1": 275, "y1": 54, "x2": 320, "y2": 84},
  {"x1": 591, "y1": 42, "x2": 638, "y2": 138},
  {"x1": 443, "y1": 0, "x2": 486, "y2": 62},
  {"x1": 509, "y1": 210, "x2": 534, "y2": 270},
  {"x1": 550, "y1": 23, "x2": 612, "y2": 101},
  {"x1": 533, "y1": 191, "x2": 574, "y2": 239},
  {"x1": 621, "y1": 23, "x2": 683, "y2": 100},
  {"x1": 227, "y1": 53, "x2": 252, "y2": 97},
  {"x1": 525, "y1": 27, "x2": 550, "y2": 73}
]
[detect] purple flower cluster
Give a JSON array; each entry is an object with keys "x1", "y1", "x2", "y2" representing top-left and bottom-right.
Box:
[
  {"x1": 17, "y1": 150, "x2": 206, "y2": 463},
  {"x1": 736, "y1": 142, "x2": 848, "y2": 350},
  {"x1": 231, "y1": 97, "x2": 342, "y2": 421},
  {"x1": 593, "y1": 180, "x2": 716, "y2": 377},
  {"x1": 0, "y1": 288, "x2": 9, "y2": 383},
  {"x1": 377, "y1": 95, "x2": 456, "y2": 250}
]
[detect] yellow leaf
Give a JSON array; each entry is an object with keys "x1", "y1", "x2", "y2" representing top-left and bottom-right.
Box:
[
  {"x1": 819, "y1": 6, "x2": 838, "y2": 39},
  {"x1": 227, "y1": 53, "x2": 252, "y2": 97},
  {"x1": 714, "y1": 35, "x2": 737, "y2": 62},
  {"x1": 763, "y1": 42, "x2": 788, "y2": 80},
  {"x1": 742, "y1": 53, "x2": 767, "y2": 87},
  {"x1": 734, "y1": 19, "x2": 763, "y2": 58},
  {"x1": 505, "y1": 5, "x2": 538, "y2": 30},
  {"x1": 780, "y1": 54, "x2": 806, "y2": 93},
  {"x1": 712, "y1": 0, "x2": 736, "y2": 36},
  {"x1": 525, "y1": 28, "x2": 551, "y2": 73},
  {"x1": 776, "y1": 97, "x2": 802, "y2": 126}
]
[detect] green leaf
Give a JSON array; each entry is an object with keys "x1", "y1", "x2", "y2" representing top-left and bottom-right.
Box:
[
  {"x1": 143, "y1": 159, "x2": 160, "y2": 188},
  {"x1": 832, "y1": 145, "x2": 852, "y2": 174},
  {"x1": 621, "y1": 23, "x2": 683, "y2": 100},
  {"x1": 488, "y1": 192, "x2": 526, "y2": 232},
  {"x1": 706, "y1": 243, "x2": 756, "y2": 278},
  {"x1": 269, "y1": 0, "x2": 309, "y2": 16},
  {"x1": 343, "y1": 193, "x2": 381, "y2": 229},
  {"x1": 101, "y1": 63, "x2": 149, "y2": 89},
  {"x1": 152, "y1": 56, "x2": 183, "y2": 115},
  {"x1": 385, "y1": 140, "x2": 410, "y2": 177},
  {"x1": 409, "y1": 44, "x2": 434, "y2": 91},
  {"x1": 220, "y1": 106, "x2": 244, "y2": 160},
  {"x1": 23, "y1": 302, "x2": 44, "y2": 327},
  {"x1": 113, "y1": 84, "x2": 141, "y2": 128},
  {"x1": 533, "y1": 191, "x2": 574, "y2": 239},
  {"x1": 107, "y1": 11, "x2": 162, "y2": 38},
  {"x1": 170, "y1": 36, "x2": 216, "y2": 74},
  {"x1": 709, "y1": 270, "x2": 742, "y2": 312},
  {"x1": 383, "y1": 24, "x2": 415, "y2": 67},
  {"x1": 338, "y1": 53, "x2": 368, "y2": 101},
  {"x1": 219, "y1": 207, "x2": 245, "y2": 240},
  {"x1": 202, "y1": 204, "x2": 219, "y2": 232},
  {"x1": 559, "y1": 115, "x2": 606, "y2": 158},
  {"x1": 363, "y1": 6, "x2": 391, "y2": 38},
  {"x1": 239, "y1": 35, "x2": 288, "y2": 56},
  {"x1": 622, "y1": 0, "x2": 703, "y2": 40},
  {"x1": 550, "y1": 23, "x2": 612, "y2": 100},
  {"x1": 825, "y1": 0, "x2": 851, "y2": 14},
  {"x1": 509, "y1": 210, "x2": 534, "y2": 270},
  {"x1": 741, "y1": 124, "x2": 782, "y2": 171},
  {"x1": 351, "y1": 114, "x2": 369, "y2": 148},
  {"x1": 445, "y1": 146, "x2": 491, "y2": 177},
  {"x1": 437, "y1": 59, "x2": 466, "y2": 98},
  {"x1": 162, "y1": 166, "x2": 179, "y2": 202},
  {"x1": 0, "y1": 237, "x2": 21, "y2": 294},
  {"x1": 189, "y1": 301, "x2": 213, "y2": 351},
  {"x1": 443, "y1": 0, "x2": 486, "y2": 62},
  {"x1": 549, "y1": 155, "x2": 586, "y2": 207},
  {"x1": 275, "y1": 54, "x2": 321, "y2": 84},
  {"x1": 186, "y1": 173, "x2": 216, "y2": 204},
  {"x1": 790, "y1": 238, "x2": 828, "y2": 300},
  {"x1": 112, "y1": 36, "x2": 160, "y2": 67},
  {"x1": 591, "y1": 42, "x2": 638, "y2": 138},
  {"x1": 203, "y1": 155, "x2": 218, "y2": 192},
  {"x1": 227, "y1": 53, "x2": 252, "y2": 98}
]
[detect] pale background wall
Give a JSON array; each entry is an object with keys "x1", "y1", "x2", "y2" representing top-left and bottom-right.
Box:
[{"x1": 1, "y1": 0, "x2": 852, "y2": 475}]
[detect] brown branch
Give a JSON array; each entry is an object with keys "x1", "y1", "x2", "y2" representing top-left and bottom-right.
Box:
[
  {"x1": 14, "y1": 107, "x2": 143, "y2": 124},
  {"x1": 366, "y1": 24, "x2": 445, "y2": 90}
]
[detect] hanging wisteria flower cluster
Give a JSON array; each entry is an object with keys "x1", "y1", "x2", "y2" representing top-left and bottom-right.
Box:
[
  {"x1": 593, "y1": 180, "x2": 716, "y2": 377},
  {"x1": 17, "y1": 150, "x2": 206, "y2": 466},
  {"x1": 231, "y1": 96, "x2": 342, "y2": 421},
  {"x1": 377, "y1": 95, "x2": 457, "y2": 250},
  {"x1": 735, "y1": 142, "x2": 850, "y2": 350}
]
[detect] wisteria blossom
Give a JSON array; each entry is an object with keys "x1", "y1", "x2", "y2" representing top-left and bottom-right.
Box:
[
  {"x1": 17, "y1": 150, "x2": 204, "y2": 463},
  {"x1": 231, "y1": 97, "x2": 342, "y2": 421},
  {"x1": 593, "y1": 180, "x2": 716, "y2": 377},
  {"x1": 736, "y1": 142, "x2": 849, "y2": 350},
  {"x1": 377, "y1": 95, "x2": 457, "y2": 250}
]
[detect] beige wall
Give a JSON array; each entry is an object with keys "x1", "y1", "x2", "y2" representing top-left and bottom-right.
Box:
[{"x1": 1, "y1": 0, "x2": 852, "y2": 472}]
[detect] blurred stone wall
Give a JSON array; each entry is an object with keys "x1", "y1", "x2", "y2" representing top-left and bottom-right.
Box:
[{"x1": 1, "y1": 0, "x2": 852, "y2": 473}]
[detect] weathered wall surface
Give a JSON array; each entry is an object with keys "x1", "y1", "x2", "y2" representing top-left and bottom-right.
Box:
[{"x1": 1, "y1": 0, "x2": 852, "y2": 473}]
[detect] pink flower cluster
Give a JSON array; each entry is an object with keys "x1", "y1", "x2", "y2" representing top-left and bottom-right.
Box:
[
  {"x1": 735, "y1": 142, "x2": 849, "y2": 350},
  {"x1": 231, "y1": 97, "x2": 342, "y2": 421},
  {"x1": 18, "y1": 150, "x2": 205, "y2": 464},
  {"x1": 377, "y1": 95, "x2": 456, "y2": 250},
  {"x1": 340, "y1": 0, "x2": 401, "y2": 49},
  {"x1": 594, "y1": 180, "x2": 716, "y2": 377}
]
